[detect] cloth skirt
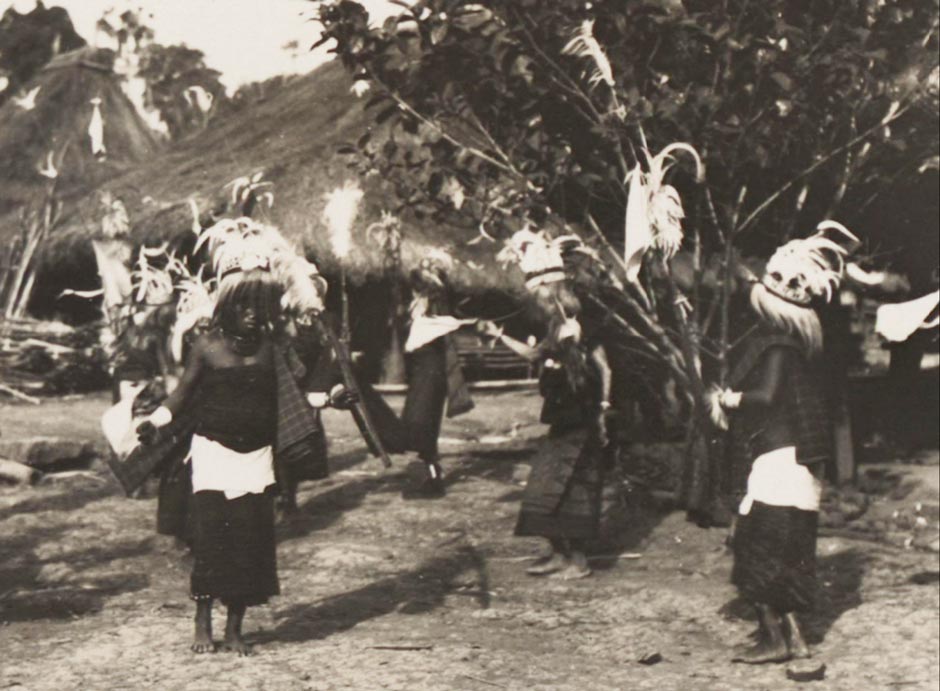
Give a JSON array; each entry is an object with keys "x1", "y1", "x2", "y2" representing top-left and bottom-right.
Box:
[
  {"x1": 190, "y1": 486, "x2": 279, "y2": 606},
  {"x1": 515, "y1": 428, "x2": 605, "y2": 540},
  {"x1": 401, "y1": 338, "x2": 448, "y2": 462},
  {"x1": 156, "y1": 458, "x2": 192, "y2": 544},
  {"x1": 731, "y1": 500, "x2": 818, "y2": 613}
]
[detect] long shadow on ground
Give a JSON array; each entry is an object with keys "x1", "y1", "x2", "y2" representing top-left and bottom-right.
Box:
[
  {"x1": 252, "y1": 545, "x2": 489, "y2": 645},
  {"x1": 806, "y1": 548, "x2": 871, "y2": 644},
  {"x1": 0, "y1": 527, "x2": 152, "y2": 622},
  {"x1": 0, "y1": 483, "x2": 116, "y2": 522}
]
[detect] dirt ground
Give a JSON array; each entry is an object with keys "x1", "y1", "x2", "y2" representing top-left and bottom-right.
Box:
[{"x1": 1, "y1": 391, "x2": 938, "y2": 691}]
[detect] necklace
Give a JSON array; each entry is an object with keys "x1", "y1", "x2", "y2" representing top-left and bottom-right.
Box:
[{"x1": 223, "y1": 329, "x2": 261, "y2": 356}]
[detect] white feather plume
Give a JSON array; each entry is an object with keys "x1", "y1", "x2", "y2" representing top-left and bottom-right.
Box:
[
  {"x1": 324, "y1": 182, "x2": 364, "y2": 261},
  {"x1": 562, "y1": 20, "x2": 615, "y2": 89}
]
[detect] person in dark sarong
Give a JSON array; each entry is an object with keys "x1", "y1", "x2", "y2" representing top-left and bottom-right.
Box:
[
  {"x1": 484, "y1": 230, "x2": 619, "y2": 580},
  {"x1": 400, "y1": 256, "x2": 474, "y2": 498},
  {"x1": 135, "y1": 219, "x2": 345, "y2": 656},
  {"x1": 710, "y1": 223, "x2": 856, "y2": 664}
]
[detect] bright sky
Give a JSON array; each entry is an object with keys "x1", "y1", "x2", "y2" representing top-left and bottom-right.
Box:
[{"x1": 3, "y1": 0, "x2": 401, "y2": 90}]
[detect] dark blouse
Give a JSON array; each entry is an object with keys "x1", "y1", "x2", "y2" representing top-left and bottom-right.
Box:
[{"x1": 195, "y1": 363, "x2": 277, "y2": 452}]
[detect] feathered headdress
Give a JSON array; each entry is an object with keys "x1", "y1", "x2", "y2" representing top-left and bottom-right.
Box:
[
  {"x1": 498, "y1": 228, "x2": 599, "y2": 290},
  {"x1": 624, "y1": 143, "x2": 705, "y2": 282},
  {"x1": 194, "y1": 216, "x2": 327, "y2": 316},
  {"x1": 761, "y1": 221, "x2": 858, "y2": 305},
  {"x1": 498, "y1": 229, "x2": 566, "y2": 289}
]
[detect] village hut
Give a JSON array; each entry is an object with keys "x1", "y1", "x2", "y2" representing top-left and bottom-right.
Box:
[
  {"x1": 0, "y1": 45, "x2": 162, "y2": 324},
  {"x1": 0, "y1": 45, "x2": 161, "y2": 218},
  {"x1": 17, "y1": 59, "x2": 529, "y2": 381}
]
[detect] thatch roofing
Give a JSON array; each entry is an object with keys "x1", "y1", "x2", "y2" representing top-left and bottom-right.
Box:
[
  {"x1": 0, "y1": 46, "x2": 161, "y2": 218},
  {"x1": 40, "y1": 59, "x2": 516, "y2": 295}
]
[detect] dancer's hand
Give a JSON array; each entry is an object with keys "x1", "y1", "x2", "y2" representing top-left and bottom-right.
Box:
[
  {"x1": 136, "y1": 420, "x2": 158, "y2": 446},
  {"x1": 329, "y1": 385, "x2": 359, "y2": 410}
]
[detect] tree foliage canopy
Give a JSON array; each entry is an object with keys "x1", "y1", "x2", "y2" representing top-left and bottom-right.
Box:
[
  {"x1": 314, "y1": 0, "x2": 938, "y2": 256},
  {"x1": 312, "y1": 0, "x2": 938, "y2": 401}
]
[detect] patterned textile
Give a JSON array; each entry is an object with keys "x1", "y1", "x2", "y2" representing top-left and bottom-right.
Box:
[
  {"x1": 190, "y1": 487, "x2": 279, "y2": 606},
  {"x1": 444, "y1": 336, "x2": 474, "y2": 418},
  {"x1": 108, "y1": 415, "x2": 197, "y2": 496},
  {"x1": 729, "y1": 333, "x2": 832, "y2": 466},
  {"x1": 731, "y1": 500, "x2": 818, "y2": 613},
  {"x1": 724, "y1": 333, "x2": 832, "y2": 503},
  {"x1": 273, "y1": 346, "x2": 328, "y2": 480},
  {"x1": 108, "y1": 343, "x2": 325, "y2": 496},
  {"x1": 515, "y1": 427, "x2": 610, "y2": 540}
]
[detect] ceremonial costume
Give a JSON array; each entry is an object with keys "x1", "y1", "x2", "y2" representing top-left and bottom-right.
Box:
[
  {"x1": 711, "y1": 221, "x2": 856, "y2": 663},
  {"x1": 400, "y1": 259, "x2": 474, "y2": 495},
  {"x1": 127, "y1": 215, "x2": 333, "y2": 654},
  {"x1": 495, "y1": 228, "x2": 621, "y2": 578},
  {"x1": 515, "y1": 348, "x2": 614, "y2": 541}
]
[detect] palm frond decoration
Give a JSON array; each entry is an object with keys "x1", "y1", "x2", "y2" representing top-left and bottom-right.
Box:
[{"x1": 561, "y1": 20, "x2": 615, "y2": 89}]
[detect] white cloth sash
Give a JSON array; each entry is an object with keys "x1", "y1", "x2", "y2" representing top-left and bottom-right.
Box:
[
  {"x1": 189, "y1": 434, "x2": 275, "y2": 500},
  {"x1": 405, "y1": 315, "x2": 474, "y2": 352},
  {"x1": 738, "y1": 446, "x2": 821, "y2": 516}
]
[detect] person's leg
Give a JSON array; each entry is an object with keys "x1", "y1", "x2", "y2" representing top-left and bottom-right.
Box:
[
  {"x1": 191, "y1": 598, "x2": 215, "y2": 653},
  {"x1": 782, "y1": 611, "x2": 811, "y2": 659},
  {"x1": 223, "y1": 601, "x2": 251, "y2": 656},
  {"x1": 732, "y1": 603, "x2": 790, "y2": 663}
]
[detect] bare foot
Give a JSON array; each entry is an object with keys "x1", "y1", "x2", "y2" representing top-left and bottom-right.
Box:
[
  {"x1": 549, "y1": 563, "x2": 593, "y2": 580},
  {"x1": 191, "y1": 632, "x2": 216, "y2": 654},
  {"x1": 192, "y1": 599, "x2": 215, "y2": 654},
  {"x1": 732, "y1": 639, "x2": 791, "y2": 664},
  {"x1": 223, "y1": 603, "x2": 252, "y2": 656},
  {"x1": 223, "y1": 634, "x2": 253, "y2": 657},
  {"x1": 526, "y1": 553, "x2": 568, "y2": 576}
]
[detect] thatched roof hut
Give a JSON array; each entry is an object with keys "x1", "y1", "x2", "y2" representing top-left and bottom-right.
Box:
[
  {"x1": 38, "y1": 59, "x2": 516, "y2": 298},
  {"x1": 0, "y1": 46, "x2": 161, "y2": 219}
]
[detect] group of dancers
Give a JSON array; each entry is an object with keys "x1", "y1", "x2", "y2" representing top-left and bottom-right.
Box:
[{"x1": 116, "y1": 211, "x2": 856, "y2": 664}]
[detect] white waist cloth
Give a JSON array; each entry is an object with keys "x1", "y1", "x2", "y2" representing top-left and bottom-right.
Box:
[
  {"x1": 189, "y1": 434, "x2": 275, "y2": 500},
  {"x1": 739, "y1": 446, "x2": 821, "y2": 516}
]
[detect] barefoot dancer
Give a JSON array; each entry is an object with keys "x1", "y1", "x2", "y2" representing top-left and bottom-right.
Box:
[
  {"x1": 137, "y1": 219, "x2": 335, "y2": 655},
  {"x1": 487, "y1": 230, "x2": 618, "y2": 580},
  {"x1": 710, "y1": 222, "x2": 857, "y2": 664}
]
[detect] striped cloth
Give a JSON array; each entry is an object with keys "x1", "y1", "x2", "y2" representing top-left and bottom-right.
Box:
[{"x1": 273, "y1": 346, "x2": 327, "y2": 479}]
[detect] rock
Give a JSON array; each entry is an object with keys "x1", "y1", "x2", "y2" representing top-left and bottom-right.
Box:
[
  {"x1": 0, "y1": 457, "x2": 41, "y2": 485},
  {"x1": 638, "y1": 652, "x2": 663, "y2": 666},
  {"x1": 786, "y1": 661, "x2": 827, "y2": 682},
  {"x1": 0, "y1": 437, "x2": 99, "y2": 471}
]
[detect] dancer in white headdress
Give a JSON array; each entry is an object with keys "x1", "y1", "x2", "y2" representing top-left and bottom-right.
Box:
[{"x1": 709, "y1": 221, "x2": 857, "y2": 664}]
